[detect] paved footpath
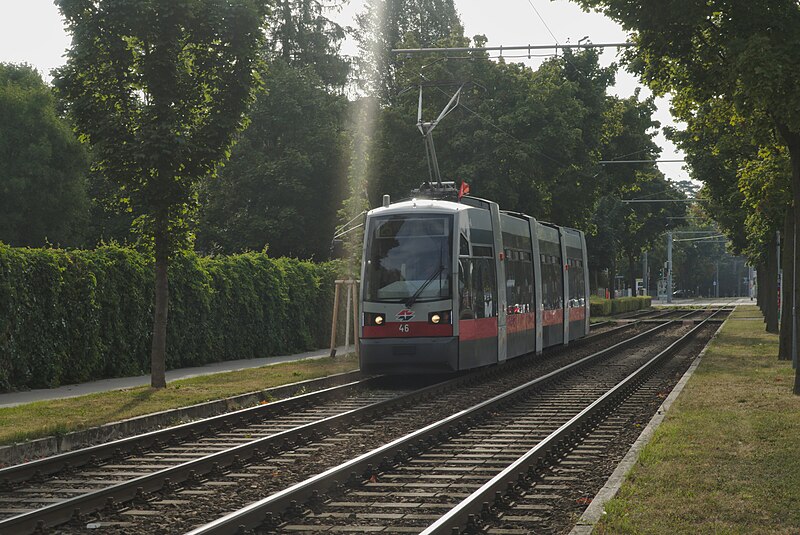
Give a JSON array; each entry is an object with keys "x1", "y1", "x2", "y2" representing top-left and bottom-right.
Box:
[{"x1": 0, "y1": 345, "x2": 353, "y2": 409}]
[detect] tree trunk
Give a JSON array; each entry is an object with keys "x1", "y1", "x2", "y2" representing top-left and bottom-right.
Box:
[
  {"x1": 628, "y1": 254, "x2": 637, "y2": 297},
  {"x1": 280, "y1": 0, "x2": 294, "y2": 64},
  {"x1": 151, "y1": 214, "x2": 169, "y2": 389},
  {"x1": 608, "y1": 259, "x2": 616, "y2": 300},
  {"x1": 756, "y1": 263, "x2": 765, "y2": 313},
  {"x1": 776, "y1": 123, "x2": 800, "y2": 394},
  {"x1": 779, "y1": 207, "x2": 794, "y2": 360},
  {"x1": 789, "y1": 135, "x2": 800, "y2": 394},
  {"x1": 765, "y1": 236, "x2": 779, "y2": 333}
]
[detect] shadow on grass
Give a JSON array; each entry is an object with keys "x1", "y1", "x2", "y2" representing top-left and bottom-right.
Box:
[
  {"x1": 107, "y1": 387, "x2": 159, "y2": 419},
  {"x1": 716, "y1": 328, "x2": 777, "y2": 351}
]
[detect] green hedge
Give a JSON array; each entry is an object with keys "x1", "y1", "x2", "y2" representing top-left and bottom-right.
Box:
[
  {"x1": 0, "y1": 244, "x2": 340, "y2": 392},
  {"x1": 590, "y1": 295, "x2": 652, "y2": 317}
]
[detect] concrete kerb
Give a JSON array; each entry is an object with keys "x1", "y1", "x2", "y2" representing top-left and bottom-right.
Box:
[
  {"x1": 0, "y1": 370, "x2": 361, "y2": 467},
  {"x1": 569, "y1": 309, "x2": 728, "y2": 534}
]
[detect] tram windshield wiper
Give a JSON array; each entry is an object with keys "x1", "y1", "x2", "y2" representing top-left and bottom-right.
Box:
[{"x1": 405, "y1": 263, "x2": 445, "y2": 308}]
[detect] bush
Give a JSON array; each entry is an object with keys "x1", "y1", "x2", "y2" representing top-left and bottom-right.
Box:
[
  {"x1": 0, "y1": 243, "x2": 341, "y2": 392},
  {"x1": 590, "y1": 295, "x2": 612, "y2": 316},
  {"x1": 590, "y1": 295, "x2": 651, "y2": 317}
]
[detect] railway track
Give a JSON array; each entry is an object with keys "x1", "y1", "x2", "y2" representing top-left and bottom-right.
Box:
[
  {"x1": 183, "y1": 311, "x2": 724, "y2": 535},
  {"x1": 621, "y1": 306, "x2": 730, "y2": 322},
  {"x1": 0, "y1": 378, "x2": 428, "y2": 531},
  {"x1": 0, "y1": 322, "x2": 642, "y2": 533},
  {"x1": 0, "y1": 310, "x2": 727, "y2": 534}
]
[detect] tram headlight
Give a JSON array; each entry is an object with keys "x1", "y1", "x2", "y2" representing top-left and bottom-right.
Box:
[
  {"x1": 428, "y1": 311, "x2": 451, "y2": 324},
  {"x1": 365, "y1": 313, "x2": 386, "y2": 326}
]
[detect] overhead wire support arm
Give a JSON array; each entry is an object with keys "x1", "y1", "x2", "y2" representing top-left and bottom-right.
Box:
[
  {"x1": 673, "y1": 235, "x2": 726, "y2": 243},
  {"x1": 392, "y1": 42, "x2": 634, "y2": 55},
  {"x1": 598, "y1": 159, "x2": 685, "y2": 164}
]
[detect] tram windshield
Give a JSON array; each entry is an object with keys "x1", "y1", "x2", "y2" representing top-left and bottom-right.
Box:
[{"x1": 364, "y1": 214, "x2": 453, "y2": 303}]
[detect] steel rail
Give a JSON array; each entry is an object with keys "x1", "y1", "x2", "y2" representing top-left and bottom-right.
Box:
[
  {"x1": 0, "y1": 374, "x2": 371, "y2": 485},
  {"x1": 185, "y1": 321, "x2": 674, "y2": 535},
  {"x1": 421, "y1": 309, "x2": 723, "y2": 534}
]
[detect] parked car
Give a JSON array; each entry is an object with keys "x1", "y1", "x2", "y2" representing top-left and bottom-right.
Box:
[{"x1": 672, "y1": 289, "x2": 693, "y2": 298}]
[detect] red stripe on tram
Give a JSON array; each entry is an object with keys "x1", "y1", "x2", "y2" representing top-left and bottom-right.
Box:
[
  {"x1": 506, "y1": 312, "x2": 535, "y2": 335},
  {"x1": 542, "y1": 309, "x2": 564, "y2": 326},
  {"x1": 569, "y1": 307, "x2": 586, "y2": 322},
  {"x1": 459, "y1": 317, "x2": 499, "y2": 341}
]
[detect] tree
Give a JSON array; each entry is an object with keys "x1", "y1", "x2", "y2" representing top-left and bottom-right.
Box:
[
  {"x1": 196, "y1": 0, "x2": 351, "y2": 259},
  {"x1": 365, "y1": 45, "x2": 617, "y2": 230},
  {"x1": 0, "y1": 63, "x2": 89, "y2": 247},
  {"x1": 196, "y1": 61, "x2": 349, "y2": 258},
  {"x1": 55, "y1": 0, "x2": 266, "y2": 388},
  {"x1": 668, "y1": 92, "x2": 788, "y2": 333},
  {"x1": 586, "y1": 91, "x2": 669, "y2": 294},
  {"x1": 620, "y1": 177, "x2": 686, "y2": 293},
  {"x1": 574, "y1": 0, "x2": 800, "y2": 393},
  {"x1": 267, "y1": 0, "x2": 350, "y2": 89},
  {"x1": 355, "y1": 0, "x2": 463, "y2": 103}
]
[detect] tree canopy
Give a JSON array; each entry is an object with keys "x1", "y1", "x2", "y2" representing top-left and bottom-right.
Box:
[
  {"x1": 0, "y1": 63, "x2": 89, "y2": 247},
  {"x1": 196, "y1": 60, "x2": 349, "y2": 259},
  {"x1": 196, "y1": 0, "x2": 351, "y2": 259},
  {"x1": 573, "y1": 0, "x2": 800, "y2": 389},
  {"x1": 356, "y1": 0, "x2": 463, "y2": 102}
]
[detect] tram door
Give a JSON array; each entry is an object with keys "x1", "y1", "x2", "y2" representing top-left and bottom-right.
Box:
[
  {"x1": 500, "y1": 212, "x2": 536, "y2": 359},
  {"x1": 457, "y1": 206, "x2": 499, "y2": 369},
  {"x1": 538, "y1": 223, "x2": 565, "y2": 348}
]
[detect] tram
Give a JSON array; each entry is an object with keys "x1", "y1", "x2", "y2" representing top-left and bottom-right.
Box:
[{"x1": 358, "y1": 183, "x2": 590, "y2": 373}]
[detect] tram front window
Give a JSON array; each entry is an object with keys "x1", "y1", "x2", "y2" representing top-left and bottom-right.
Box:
[{"x1": 364, "y1": 214, "x2": 453, "y2": 303}]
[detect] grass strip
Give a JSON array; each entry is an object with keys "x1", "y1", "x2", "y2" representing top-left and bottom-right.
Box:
[
  {"x1": 0, "y1": 355, "x2": 357, "y2": 447},
  {"x1": 596, "y1": 305, "x2": 800, "y2": 534}
]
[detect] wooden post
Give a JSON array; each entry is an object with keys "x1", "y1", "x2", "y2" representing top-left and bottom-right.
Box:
[
  {"x1": 330, "y1": 279, "x2": 360, "y2": 358},
  {"x1": 329, "y1": 282, "x2": 340, "y2": 357}
]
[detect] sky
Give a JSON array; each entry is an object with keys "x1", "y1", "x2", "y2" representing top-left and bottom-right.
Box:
[{"x1": 0, "y1": 0, "x2": 688, "y2": 182}]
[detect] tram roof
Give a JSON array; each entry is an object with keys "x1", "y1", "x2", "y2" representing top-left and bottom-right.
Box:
[{"x1": 368, "y1": 196, "x2": 499, "y2": 217}]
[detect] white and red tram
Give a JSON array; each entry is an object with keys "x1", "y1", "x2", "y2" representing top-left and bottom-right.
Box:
[{"x1": 359, "y1": 191, "x2": 590, "y2": 373}]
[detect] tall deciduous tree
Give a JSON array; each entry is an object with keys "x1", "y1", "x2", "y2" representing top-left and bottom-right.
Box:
[
  {"x1": 356, "y1": 0, "x2": 463, "y2": 103},
  {"x1": 619, "y1": 175, "x2": 686, "y2": 293},
  {"x1": 55, "y1": 0, "x2": 265, "y2": 388},
  {"x1": 197, "y1": 61, "x2": 349, "y2": 258},
  {"x1": 267, "y1": 0, "x2": 350, "y2": 89},
  {"x1": 197, "y1": 0, "x2": 350, "y2": 258},
  {"x1": 366, "y1": 46, "x2": 616, "y2": 229},
  {"x1": 574, "y1": 0, "x2": 800, "y2": 392},
  {"x1": 0, "y1": 63, "x2": 89, "y2": 247}
]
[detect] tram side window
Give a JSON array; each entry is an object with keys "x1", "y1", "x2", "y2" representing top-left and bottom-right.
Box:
[
  {"x1": 459, "y1": 257, "x2": 498, "y2": 319},
  {"x1": 568, "y1": 257, "x2": 586, "y2": 307},
  {"x1": 540, "y1": 253, "x2": 563, "y2": 310},
  {"x1": 505, "y1": 251, "x2": 534, "y2": 313}
]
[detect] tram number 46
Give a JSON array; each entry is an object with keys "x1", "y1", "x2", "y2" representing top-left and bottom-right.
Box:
[{"x1": 398, "y1": 324, "x2": 410, "y2": 333}]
